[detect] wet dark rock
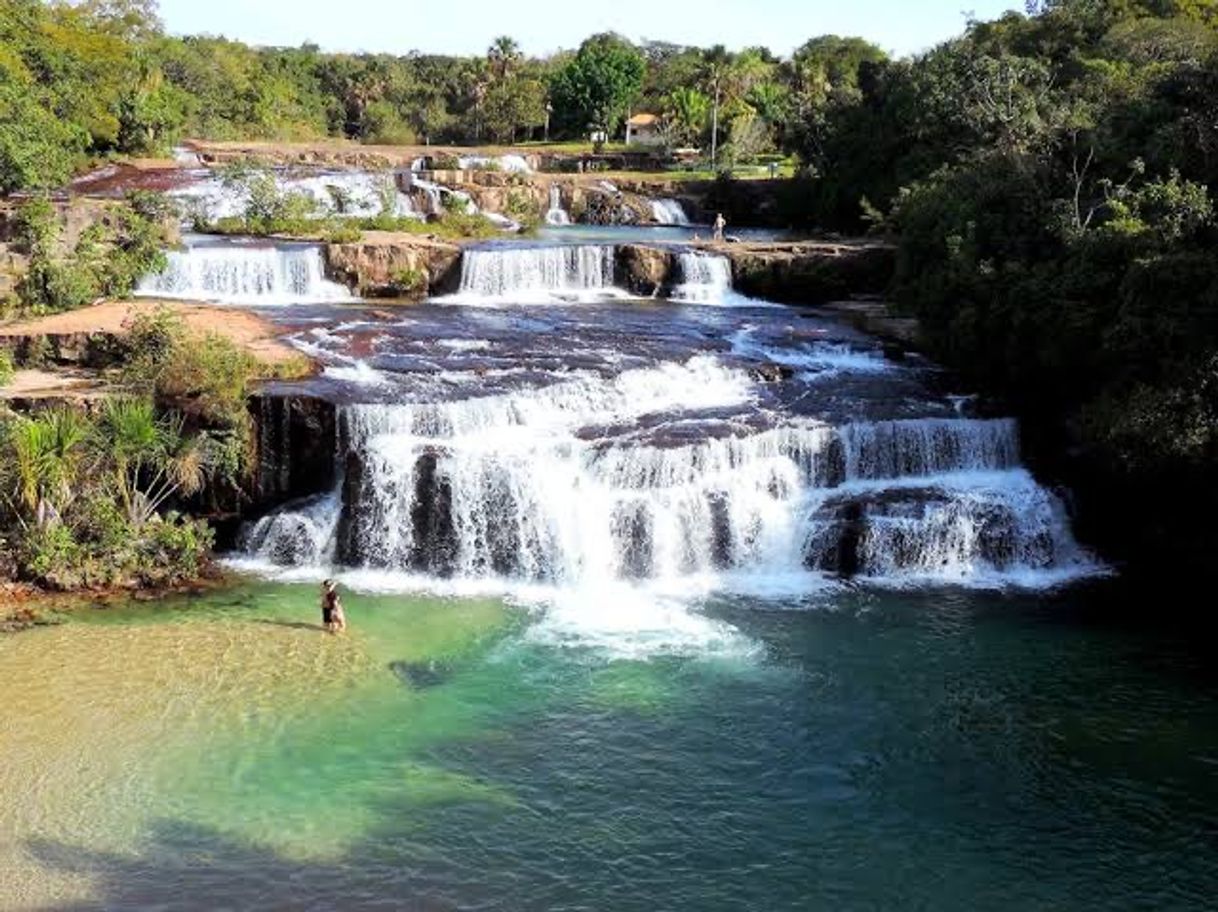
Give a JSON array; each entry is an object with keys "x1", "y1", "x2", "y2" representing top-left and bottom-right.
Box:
[
  {"x1": 409, "y1": 448, "x2": 458, "y2": 576},
  {"x1": 726, "y1": 243, "x2": 895, "y2": 307},
  {"x1": 612, "y1": 502, "x2": 654, "y2": 579},
  {"x1": 250, "y1": 394, "x2": 337, "y2": 510},
  {"x1": 615, "y1": 244, "x2": 675, "y2": 296},
  {"x1": 749, "y1": 363, "x2": 796, "y2": 383}
]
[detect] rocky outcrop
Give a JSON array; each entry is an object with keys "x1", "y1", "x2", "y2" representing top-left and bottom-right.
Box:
[
  {"x1": 0, "y1": 331, "x2": 125, "y2": 368},
  {"x1": 573, "y1": 187, "x2": 652, "y2": 225},
  {"x1": 249, "y1": 393, "x2": 338, "y2": 510},
  {"x1": 615, "y1": 245, "x2": 675, "y2": 296},
  {"x1": 325, "y1": 232, "x2": 462, "y2": 299},
  {"x1": 722, "y1": 242, "x2": 896, "y2": 307}
]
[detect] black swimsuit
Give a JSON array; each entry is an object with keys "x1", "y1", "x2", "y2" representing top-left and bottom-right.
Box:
[{"x1": 322, "y1": 592, "x2": 338, "y2": 625}]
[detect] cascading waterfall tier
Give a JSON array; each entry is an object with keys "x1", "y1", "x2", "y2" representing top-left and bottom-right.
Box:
[
  {"x1": 244, "y1": 357, "x2": 1094, "y2": 588},
  {"x1": 169, "y1": 170, "x2": 416, "y2": 224},
  {"x1": 651, "y1": 198, "x2": 690, "y2": 225},
  {"x1": 671, "y1": 252, "x2": 735, "y2": 304},
  {"x1": 453, "y1": 245, "x2": 618, "y2": 302},
  {"x1": 136, "y1": 239, "x2": 354, "y2": 305},
  {"x1": 545, "y1": 186, "x2": 572, "y2": 226}
]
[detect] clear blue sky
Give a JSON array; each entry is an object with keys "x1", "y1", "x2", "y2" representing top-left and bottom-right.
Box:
[{"x1": 156, "y1": 0, "x2": 1022, "y2": 59}]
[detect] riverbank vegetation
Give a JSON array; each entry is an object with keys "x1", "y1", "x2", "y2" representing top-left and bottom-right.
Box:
[
  {"x1": 0, "y1": 306, "x2": 278, "y2": 592},
  {"x1": 3, "y1": 192, "x2": 172, "y2": 319},
  {"x1": 784, "y1": 0, "x2": 1218, "y2": 572},
  {"x1": 0, "y1": 0, "x2": 836, "y2": 183}
]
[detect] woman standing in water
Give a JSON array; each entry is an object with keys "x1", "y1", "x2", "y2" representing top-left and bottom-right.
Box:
[{"x1": 320, "y1": 580, "x2": 347, "y2": 634}]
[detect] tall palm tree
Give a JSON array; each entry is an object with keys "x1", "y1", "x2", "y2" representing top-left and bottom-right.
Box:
[
  {"x1": 487, "y1": 35, "x2": 522, "y2": 82},
  {"x1": 700, "y1": 45, "x2": 735, "y2": 168}
]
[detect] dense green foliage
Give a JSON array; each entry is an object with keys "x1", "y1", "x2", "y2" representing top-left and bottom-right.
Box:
[
  {"x1": 5, "y1": 192, "x2": 170, "y2": 317},
  {"x1": 0, "y1": 306, "x2": 287, "y2": 591},
  {"x1": 788, "y1": 0, "x2": 1218, "y2": 571},
  {"x1": 0, "y1": 400, "x2": 213, "y2": 590},
  {"x1": 550, "y1": 35, "x2": 646, "y2": 137},
  {"x1": 0, "y1": 2, "x2": 847, "y2": 189}
]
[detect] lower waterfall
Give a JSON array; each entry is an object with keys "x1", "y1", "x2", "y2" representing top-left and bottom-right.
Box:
[
  {"x1": 243, "y1": 361, "x2": 1094, "y2": 590},
  {"x1": 452, "y1": 245, "x2": 619, "y2": 302},
  {"x1": 545, "y1": 186, "x2": 572, "y2": 226},
  {"x1": 136, "y1": 238, "x2": 353, "y2": 305}
]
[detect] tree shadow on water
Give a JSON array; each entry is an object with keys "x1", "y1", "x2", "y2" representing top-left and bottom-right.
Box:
[{"x1": 27, "y1": 819, "x2": 453, "y2": 912}]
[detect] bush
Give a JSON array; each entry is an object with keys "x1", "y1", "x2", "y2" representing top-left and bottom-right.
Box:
[
  {"x1": 11, "y1": 195, "x2": 172, "y2": 316},
  {"x1": 0, "y1": 349, "x2": 14, "y2": 387}
]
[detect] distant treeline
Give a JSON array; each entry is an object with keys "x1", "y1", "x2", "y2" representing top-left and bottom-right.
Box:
[{"x1": 0, "y1": 0, "x2": 888, "y2": 191}]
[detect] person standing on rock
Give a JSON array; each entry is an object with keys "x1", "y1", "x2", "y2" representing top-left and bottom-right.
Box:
[
  {"x1": 713, "y1": 212, "x2": 726, "y2": 242},
  {"x1": 321, "y1": 579, "x2": 347, "y2": 634}
]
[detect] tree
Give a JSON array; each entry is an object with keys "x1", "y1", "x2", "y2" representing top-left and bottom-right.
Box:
[
  {"x1": 664, "y1": 86, "x2": 709, "y2": 148},
  {"x1": 549, "y1": 33, "x2": 645, "y2": 138},
  {"x1": 488, "y1": 35, "x2": 522, "y2": 81},
  {"x1": 699, "y1": 45, "x2": 734, "y2": 168},
  {"x1": 0, "y1": 82, "x2": 87, "y2": 192}
]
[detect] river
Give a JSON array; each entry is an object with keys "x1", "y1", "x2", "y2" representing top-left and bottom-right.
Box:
[{"x1": 4, "y1": 234, "x2": 1217, "y2": 910}]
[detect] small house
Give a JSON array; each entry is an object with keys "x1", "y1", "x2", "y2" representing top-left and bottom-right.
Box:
[{"x1": 625, "y1": 113, "x2": 663, "y2": 147}]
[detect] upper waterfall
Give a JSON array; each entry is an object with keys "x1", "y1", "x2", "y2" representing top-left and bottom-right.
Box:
[
  {"x1": 651, "y1": 199, "x2": 691, "y2": 225},
  {"x1": 545, "y1": 186, "x2": 572, "y2": 226}
]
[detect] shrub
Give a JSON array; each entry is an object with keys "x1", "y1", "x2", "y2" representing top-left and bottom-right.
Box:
[
  {"x1": 0, "y1": 349, "x2": 14, "y2": 387},
  {"x1": 11, "y1": 195, "x2": 172, "y2": 316},
  {"x1": 389, "y1": 267, "x2": 427, "y2": 295}
]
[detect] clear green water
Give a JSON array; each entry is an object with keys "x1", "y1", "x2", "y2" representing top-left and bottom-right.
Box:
[{"x1": 2, "y1": 582, "x2": 1217, "y2": 910}]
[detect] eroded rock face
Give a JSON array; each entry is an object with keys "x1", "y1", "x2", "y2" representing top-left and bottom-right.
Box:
[
  {"x1": 250, "y1": 394, "x2": 338, "y2": 509},
  {"x1": 325, "y1": 232, "x2": 462, "y2": 298},
  {"x1": 615, "y1": 244, "x2": 675, "y2": 296},
  {"x1": 724, "y1": 243, "x2": 896, "y2": 307},
  {"x1": 575, "y1": 189, "x2": 651, "y2": 226}
]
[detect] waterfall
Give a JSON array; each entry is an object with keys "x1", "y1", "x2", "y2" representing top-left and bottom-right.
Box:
[
  {"x1": 671, "y1": 252, "x2": 736, "y2": 304},
  {"x1": 651, "y1": 199, "x2": 690, "y2": 225},
  {"x1": 452, "y1": 245, "x2": 619, "y2": 302},
  {"x1": 458, "y1": 154, "x2": 531, "y2": 173},
  {"x1": 545, "y1": 186, "x2": 572, "y2": 226},
  {"x1": 243, "y1": 357, "x2": 1094, "y2": 590},
  {"x1": 169, "y1": 170, "x2": 416, "y2": 224},
  {"x1": 136, "y1": 240, "x2": 354, "y2": 305},
  {"x1": 172, "y1": 146, "x2": 202, "y2": 167},
  {"x1": 408, "y1": 177, "x2": 445, "y2": 216}
]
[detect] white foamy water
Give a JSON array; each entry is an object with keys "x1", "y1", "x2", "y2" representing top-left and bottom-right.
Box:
[
  {"x1": 243, "y1": 358, "x2": 1098, "y2": 613},
  {"x1": 170, "y1": 170, "x2": 417, "y2": 224},
  {"x1": 651, "y1": 199, "x2": 690, "y2": 226},
  {"x1": 459, "y1": 154, "x2": 531, "y2": 173},
  {"x1": 448, "y1": 245, "x2": 622, "y2": 304},
  {"x1": 236, "y1": 258, "x2": 1103, "y2": 656},
  {"x1": 137, "y1": 241, "x2": 354, "y2": 305},
  {"x1": 545, "y1": 186, "x2": 571, "y2": 226}
]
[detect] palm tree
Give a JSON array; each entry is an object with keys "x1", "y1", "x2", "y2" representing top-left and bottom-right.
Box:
[
  {"x1": 487, "y1": 35, "x2": 522, "y2": 82},
  {"x1": 8, "y1": 410, "x2": 89, "y2": 530},
  {"x1": 665, "y1": 87, "x2": 710, "y2": 148},
  {"x1": 100, "y1": 398, "x2": 202, "y2": 528},
  {"x1": 700, "y1": 45, "x2": 735, "y2": 168}
]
